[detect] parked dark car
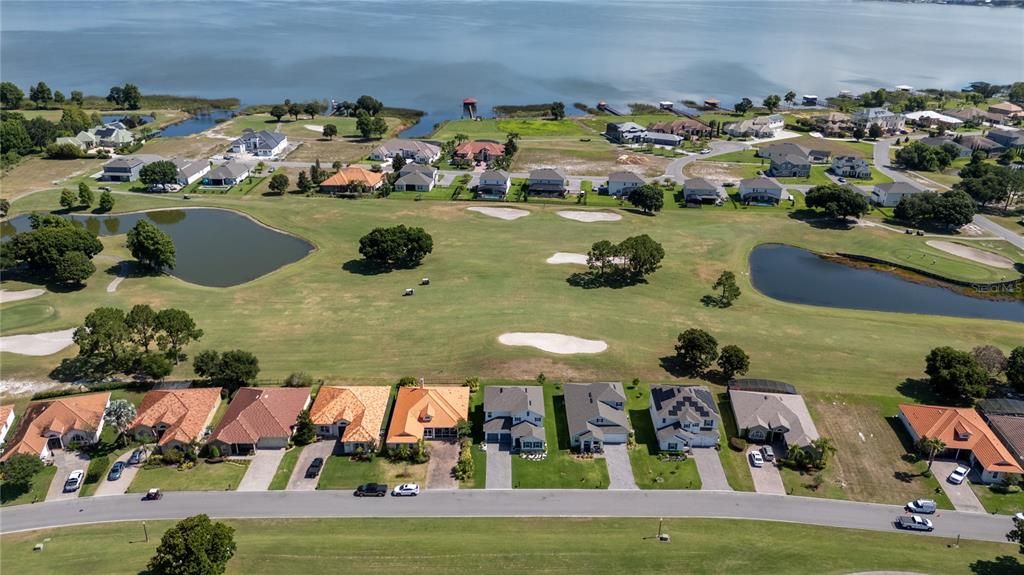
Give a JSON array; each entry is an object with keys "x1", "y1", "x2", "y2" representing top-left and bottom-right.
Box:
[
  {"x1": 354, "y1": 483, "x2": 388, "y2": 497},
  {"x1": 107, "y1": 461, "x2": 126, "y2": 481},
  {"x1": 305, "y1": 457, "x2": 324, "y2": 479}
]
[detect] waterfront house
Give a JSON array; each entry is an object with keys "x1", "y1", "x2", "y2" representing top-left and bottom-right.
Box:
[
  {"x1": 172, "y1": 158, "x2": 211, "y2": 186},
  {"x1": 483, "y1": 386, "x2": 546, "y2": 452},
  {"x1": 738, "y1": 177, "x2": 786, "y2": 204},
  {"x1": 309, "y1": 385, "x2": 390, "y2": 454},
  {"x1": 385, "y1": 386, "x2": 470, "y2": 447},
  {"x1": 92, "y1": 124, "x2": 135, "y2": 148},
  {"x1": 904, "y1": 111, "x2": 963, "y2": 130},
  {"x1": 208, "y1": 387, "x2": 311, "y2": 455},
  {"x1": 724, "y1": 114, "x2": 784, "y2": 138},
  {"x1": 647, "y1": 117, "x2": 713, "y2": 139},
  {"x1": 606, "y1": 170, "x2": 645, "y2": 197},
  {"x1": 393, "y1": 164, "x2": 437, "y2": 192},
  {"x1": 871, "y1": 181, "x2": 929, "y2": 207},
  {"x1": 319, "y1": 166, "x2": 385, "y2": 194},
  {"x1": 831, "y1": 156, "x2": 871, "y2": 179},
  {"x1": 454, "y1": 140, "x2": 505, "y2": 163},
  {"x1": 649, "y1": 385, "x2": 719, "y2": 451},
  {"x1": 527, "y1": 168, "x2": 568, "y2": 197},
  {"x1": 476, "y1": 169, "x2": 511, "y2": 200},
  {"x1": 369, "y1": 139, "x2": 441, "y2": 164},
  {"x1": 129, "y1": 388, "x2": 222, "y2": 452},
  {"x1": 564, "y1": 382, "x2": 629, "y2": 452},
  {"x1": 229, "y1": 129, "x2": 288, "y2": 158},
  {"x1": 605, "y1": 121, "x2": 646, "y2": 144},
  {"x1": 204, "y1": 161, "x2": 250, "y2": 187},
  {"x1": 1, "y1": 392, "x2": 111, "y2": 462},
  {"x1": 811, "y1": 112, "x2": 853, "y2": 137},
  {"x1": 852, "y1": 107, "x2": 905, "y2": 134},
  {"x1": 102, "y1": 157, "x2": 145, "y2": 182}
]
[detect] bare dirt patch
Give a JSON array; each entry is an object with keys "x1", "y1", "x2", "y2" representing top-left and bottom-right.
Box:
[
  {"x1": 926, "y1": 240, "x2": 1015, "y2": 269},
  {"x1": 303, "y1": 125, "x2": 325, "y2": 133},
  {"x1": 0, "y1": 289, "x2": 46, "y2": 303},
  {"x1": 498, "y1": 332, "x2": 608, "y2": 355},
  {"x1": 467, "y1": 207, "x2": 530, "y2": 220},
  {"x1": 556, "y1": 210, "x2": 621, "y2": 223},
  {"x1": 0, "y1": 156, "x2": 106, "y2": 200},
  {"x1": 0, "y1": 328, "x2": 76, "y2": 356},
  {"x1": 682, "y1": 162, "x2": 746, "y2": 186}
]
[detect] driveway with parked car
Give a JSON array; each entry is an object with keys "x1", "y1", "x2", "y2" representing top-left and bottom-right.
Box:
[
  {"x1": 747, "y1": 447, "x2": 785, "y2": 495},
  {"x1": 931, "y1": 460, "x2": 986, "y2": 513},
  {"x1": 237, "y1": 449, "x2": 287, "y2": 492},
  {"x1": 46, "y1": 449, "x2": 92, "y2": 502},
  {"x1": 93, "y1": 450, "x2": 144, "y2": 497},
  {"x1": 288, "y1": 440, "x2": 337, "y2": 491}
]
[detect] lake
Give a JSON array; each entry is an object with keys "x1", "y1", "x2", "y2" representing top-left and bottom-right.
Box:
[
  {"x1": 157, "y1": 109, "x2": 237, "y2": 137},
  {"x1": 749, "y1": 244, "x2": 1024, "y2": 322},
  {"x1": 2, "y1": 0, "x2": 1021, "y2": 132},
  {"x1": 2, "y1": 209, "x2": 313, "y2": 288}
]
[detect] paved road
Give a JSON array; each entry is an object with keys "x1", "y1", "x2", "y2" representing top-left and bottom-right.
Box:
[
  {"x1": 1, "y1": 489, "x2": 1015, "y2": 543},
  {"x1": 974, "y1": 214, "x2": 1024, "y2": 250}
]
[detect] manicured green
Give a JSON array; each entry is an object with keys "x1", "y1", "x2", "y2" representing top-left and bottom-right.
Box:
[
  {"x1": 316, "y1": 456, "x2": 426, "y2": 490},
  {"x1": 0, "y1": 465, "x2": 56, "y2": 507},
  {"x1": 267, "y1": 447, "x2": 302, "y2": 491},
  {"x1": 2, "y1": 517, "x2": 1018, "y2": 575},
  {"x1": 972, "y1": 484, "x2": 1024, "y2": 515},
  {"x1": 0, "y1": 303, "x2": 57, "y2": 332},
  {"x1": 510, "y1": 385, "x2": 609, "y2": 489},
  {"x1": 126, "y1": 460, "x2": 250, "y2": 493}
]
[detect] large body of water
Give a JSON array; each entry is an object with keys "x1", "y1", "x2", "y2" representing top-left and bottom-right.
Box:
[
  {"x1": 3, "y1": 0, "x2": 1021, "y2": 132},
  {"x1": 2, "y1": 209, "x2": 313, "y2": 288},
  {"x1": 749, "y1": 244, "x2": 1024, "y2": 322}
]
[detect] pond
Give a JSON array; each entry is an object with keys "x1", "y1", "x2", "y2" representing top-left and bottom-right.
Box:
[
  {"x1": 157, "y1": 109, "x2": 236, "y2": 137},
  {"x1": 102, "y1": 114, "x2": 155, "y2": 125},
  {"x1": 2, "y1": 209, "x2": 313, "y2": 288},
  {"x1": 749, "y1": 244, "x2": 1024, "y2": 323}
]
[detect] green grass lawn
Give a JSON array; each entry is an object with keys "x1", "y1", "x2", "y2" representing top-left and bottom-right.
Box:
[
  {"x1": 267, "y1": 447, "x2": 302, "y2": 491},
  {"x1": 3, "y1": 517, "x2": 1018, "y2": 575},
  {"x1": 0, "y1": 465, "x2": 56, "y2": 507},
  {"x1": 775, "y1": 165, "x2": 833, "y2": 186},
  {"x1": 972, "y1": 484, "x2": 1024, "y2": 515},
  {"x1": 624, "y1": 381, "x2": 701, "y2": 489},
  {"x1": 316, "y1": 456, "x2": 426, "y2": 490},
  {"x1": 126, "y1": 460, "x2": 250, "y2": 493},
  {"x1": 705, "y1": 149, "x2": 762, "y2": 164},
  {"x1": 511, "y1": 384, "x2": 609, "y2": 489},
  {"x1": 845, "y1": 166, "x2": 893, "y2": 186},
  {"x1": 0, "y1": 303, "x2": 57, "y2": 332},
  {"x1": 715, "y1": 393, "x2": 755, "y2": 492},
  {"x1": 779, "y1": 465, "x2": 848, "y2": 500},
  {"x1": 465, "y1": 444, "x2": 486, "y2": 489}
]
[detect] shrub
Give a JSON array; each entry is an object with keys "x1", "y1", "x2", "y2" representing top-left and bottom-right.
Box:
[
  {"x1": 464, "y1": 376, "x2": 480, "y2": 392},
  {"x1": 283, "y1": 372, "x2": 314, "y2": 388},
  {"x1": 452, "y1": 439, "x2": 475, "y2": 481},
  {"x1": 208, "y1": 446, "x2": 221, "y2": 459},
  {"x1": 397, "y1": 376, "x2": 418, "y2": 387},
  {"x1": 728, "y1": 437, "x2": 747, "y2": 452},
  {"x1": 162, "y1": 449, "x2": 184, "y2": 465}
]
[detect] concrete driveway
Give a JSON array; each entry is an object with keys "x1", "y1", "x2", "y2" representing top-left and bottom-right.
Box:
[
  {"x1": 287, "y1": 441, "x2": 337, "y2": 491},
  {"x1": 46, "y1": 449, "x2": 91, "y2": 502},
  {"x1": 602, "y1": 444, "x2": 637, "y2": 490},
  {"x1": 93, "y1": 450, "x2": 142, "y2": 497},
  {"x1": 426, "y1": 441, "x2": 460, "y2": 490},
  {"x1": 692, "y1": 448, "x2": 732, "y2": 491},
  {"x1": 236, "y1": 449, "x2": 287, "y2": 492},
  {"x1": 485, "y1": 444, "x2": 511, "y2": 489},
  {"x1": 747, "y1": 448, "x2": 785, "y2": 495},
  {"x1": 931, "y1": 460, "x2": 986, "y2": 513}
]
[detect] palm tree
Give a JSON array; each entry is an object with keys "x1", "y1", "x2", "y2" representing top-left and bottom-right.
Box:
[
  {"x1": 810, "y1": 437, "x2": 837, "y2": 469},
  {"x1": 454, "y1": 133, "x2": 469, "y2": 147},
  {"x1": 917, "y1": 436, "x2": 946, "y2": 472}
]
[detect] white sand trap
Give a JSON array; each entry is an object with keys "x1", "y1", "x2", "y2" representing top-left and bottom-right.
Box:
[
  {"x1": 467, "y1": 207, "x2": 530, "y2": 220},
  {"x1": 0, "y1": 288, "x2": 46, "y2": 303},
  {"x1": 498, "y1": 332, "x2": 608, "y2": 355},
  {"x1": 926, "y1": 240, "x2": 1015, "y2": 269},
  {"x1": 545, "y1": 252, "x2": 626, "y2": 266},
  {"x1": 557, "y1": 210, "x2": 622, "y2": 222},
  {"x1": 304, "y1": 124, "x2": 324, "y2": 133},
  {"x1": 0, "y1": 328, "x2": 76, "y2": 356}
]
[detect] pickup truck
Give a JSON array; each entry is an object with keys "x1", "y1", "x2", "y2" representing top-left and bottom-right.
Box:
[
  {"x1": 354, "y1": 483, "x2": 388, "y2": 497},
  {"x1": 896, "y1": 515, "x2": 934, "y2": 532}
]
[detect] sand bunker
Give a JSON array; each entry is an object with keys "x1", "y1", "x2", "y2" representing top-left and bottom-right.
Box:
[
  {"x1": 498, "y1": 332, "x2": 608, "y2": 355},
  {"x1": 0, "y1": 289, "x2": 46, "y2": 303},
  {"x1": 467, "y1": 207, "x2": 530, "y2": 220},
  {"x1": 926, "y1": 240, "x2": 1016, "y2": 270},
  {"x1": 304, "y1": 124, "x2": 324, "y2": 133},
  {"x1": 546, "y1": 252, "x2": 626, "y2": 266},
  {"x1": 557, "y1": 211, "x2": 621, "y2": 223},
  {"x1": 0, "y1": 328, "x2": 76, "y2": 356}
]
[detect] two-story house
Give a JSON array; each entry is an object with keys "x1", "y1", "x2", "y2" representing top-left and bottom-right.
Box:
[
  {"x1": 527, "y1": 168, "x2": 568, "y2": 198},
  {"x1": 739, "y1": 177, "x2": 787, "y2": 204},
  {"x1": 102, "y1": 157, "x2": 145, "y2": 182},
  {"x1": 483, "y1": 386, "x2": 546, "y2": 452},
  {"x1": 648, "y1": 385, "x2": 720, "y2": 451},
  {"x1": 564, "y1": 382, "x2": 630, "y2": 452},
  {"x1": 476, "y1": 169, "x2": 511, "y2": 200},
  {"x1": 606, "y1": 171, "x2": 645, "y2": 197},
  {"x1": 852, "y1": 107, "x2": 906, "y2": 134},
  {"x1": 831, "y1": 155, "x2": 871, "y2": 179}
]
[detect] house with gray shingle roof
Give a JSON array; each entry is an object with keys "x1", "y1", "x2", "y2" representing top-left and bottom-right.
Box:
[
  {"x1": 607, "y1": 171, "x2": 645, "y2": 197},
  {"x1": 564, "y1": 383, "x2": 630, "y2": 452},
  {"x1": 683, "y1": 178, "x2": 722, "y2": 204},
  {"x1": 739, "y1": 177, "x2": 787, "y2": 204},
  {"x1": 527, "y1": 168, "x2": 568, "y2": 198},
  {"x1": 831, "y1": 156, "x2": 871, "y2": 179},
  {"x1": 483, "y1": 386, "x2": 546, "y2": 452},
  {"x1": 729, "y1": 387, "x2": 818, "y2": 449},
  {"x1": 369, "y1": 139, "x2": 441, "y2": 164},
  {"x1": 204, "y1": 161, "x2": 250, "y2": 187},
  {"x1": 476, "y1": 169, "x2": 510, "y2": 200},
  {"x1": 102, "y1": 157, "x2": 146, "y2": 182},
  {"x1": 871, "y1": 181, "x2": 929, "y2": 207},
  {"x1": 649, "y1": 385, "x2": 720, "y2": 451},
  {"x1": 394, "y1": 164, "x2": 437, "y2": 192},
  {"x1": 172, "y1": 158, "x2": 211, "y2": 186},
  {"x1": 230, "y1": 129, "x2": 288, "y2": 158}
]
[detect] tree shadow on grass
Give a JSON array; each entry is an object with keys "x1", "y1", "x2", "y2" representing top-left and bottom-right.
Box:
[
  {"x1": 896, "y1": 378, "x2": 970, "y2": 406},
  {"x1": 971, "y1": 556, "x2": 1024, "y2": 575},
  {"x1": 551, "y1": 394, "x2": 572, "y2": 451},
  {"x1": 786, "y1": 209, "x2": 857, "y2": 230},
  {"x1": 0, "y1": 482, "x2": 31, "y2": 504},
  {"x1": 103, "y1": 260, "x2": 152, "y2": 280},
  {"x1": 658, "y1": 355, "x2": 705, "y2": 380},
  {"x1": 341, "y1": 259, "x2": 391, "y2": 276},
  {"x1": 629, "y1": 408, "x2": 659, "y2": 456},
  {"x1": 622, "y1": 208, "x2": 656, "y2": 217},
  {"x1": 566, "y1": 272, "x2": 646, "y2": 290}
]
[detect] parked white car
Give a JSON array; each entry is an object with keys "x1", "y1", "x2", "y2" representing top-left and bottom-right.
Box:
[
  {"x1": 948, "y1": 465, "x2": 969, "y2": 485},
  {"x1": 63, "y1": 469, "x2": 85, "y2": 492},
  {"x1": 749, "y1": 451, "x2": 764, "y2": 468},
  {"x1": 392, "y1": 483, "x2": 420, "y2": 497}
]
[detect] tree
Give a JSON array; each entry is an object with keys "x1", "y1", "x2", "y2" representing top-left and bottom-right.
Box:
[
  {"x1": 0, "y1": 454, "x2": 45, "y2": 493},
  {"x1": 284, "y1": 372, "x2": 314, "y2": 387},
  {"x1": 53, "y1": 90, "x2": 65, "y2": 106},
  {"x1": 711, "y1": 270, "x2": 742, "y2": 307},
  {"x1": 69, "y1": 90, "x2": 83, "y2": 106},
  {"x1": 972, "y1": 345, "x2": 1007, "y2": 376},
  {"x1": 1009, "y1": 516, "x2": 1024, "y2": 555},
  {"x1": 194, "y1": 350, "x2": 260, "y2": 391},
  {"x1": 355, "y1": 95, "x2": 383, "y2": 116},
  {"x1": 1, "y1": 118, "x2": 32, "y2": 155},
  {"x1": 762, "y1": 94, "x2": 781, "y2": 113},
  {"x1": 126, "y1": 304, "x2": 160, "y2": 351},
  {"x1": 0, "y1": 198, "x2": 9, "y2": 218},
  {"x1": 867, "y1": 123, "x2": 883, "y2": 139},
  {"x1": 58, "y1": 106, "x2": 94, "y2": 135},
  {"x1": 303, "y1": 102, "x2": 319, "y2": 120},
  {"x1": 127, "y1": 220, "x2": 176, "y2": 271},
  {"x1": 860, "y1": 88, "x2": 887, "y2": 108},
  {"x1": 805, "y1": 183, "x2": 869, "y2": 220},
  {"x1": 147, "y1": 514, "x2": 236, "y2": 575},
  {"x1": 288, "y1": 103, "x2": 301, "y2": 121},
  {"x1": 392, "y1": 154, "x2": 407, "y2": 173},
  {"x1": 371, "y1": 116, "x2": 388, "y2": 139},
  {"x1": 6, "y1": 223, "x2": 103, "y2": 277},
  {"x1": 809, "y1": 437, "x2": 837, "y2": 469},
  {"x1": 99, "y1": 190, "x2": 115, "y2": 212},
  {"x1": 77, "y1": 182, "x2": 94, "y2": 207},
  {"x1": 29, "y1": 82, "x2": 52, "y2": 108},
  {"x1": 268, "y1": 173, "x2": 289, "y2": 195},
  {"x1": 293, "y1": 410, "x2": 317, "y2": 446},
  {"x1": 916, "y1": 436, "x2": 946, "y2": 473},
  {"x1": 53, "y1": 251, "x2": 95, "y2": 285},
  {"x1": 358, "y1": 225, "x2": 434, "y2": 269},
  {"x1": 59, "y1": 187, "x2": 76, "y2": 210},
  {"x1": 925, "y1": 346, "x2": 989, "y2": 400},
  {"x1": 296, "y1": 170, "x2": 313, "y2": 194},
  {"x1": 1007, "y1": 347, "x2": 1024, "y2": 392},
  {"x1": 626, "y1": 184, "x2": 664, "y2": 214},
  {"x1": 895, "y1": 141, "x2": 956, "y2": 172},
  {"x1": 156, "y1": 308, "x2": 204, "y2": 364},
  {"x1": 617, "y1": 234, "x2": 664, "y2": 279},
  {"x1": 586, "y1": 240, "x2": 619, "y2": 278},
  {"x1": 73, "y1": 307, "x2": 130, "y2": 369},
  {"x1": 674, "y1": 328, "x2": 719, "y2": 373},
  {"x1": 322, "y1": 123, "x2": 337, "y2": 140},
  {"x1": 734, "y1": 98, "x2": 753, "y2": 114},
  {"x1": 550, "y1": 101, "x2": 566, "y2": 120},
  {"x1": 895, "y1": 190, "x2": 975, "y2": 228},
  {"x1": 852, "y1": 125, "x2": 865, "y2": 141},
  {"x1": 104, "y1": 399, "x2": 138, "y2": 445},
  {"x1": 45, "y1": 142, "x2": 83, "y2": 159},
  {"x1": 0, "y1": 81, "x2": 24, "y2": 108},
  {"x1": 784, "y1": 91, "x2": 797, "y2": 105},
  {"x1": 270, "y1": 105, "x2": 286, "y2": 122},
  {"x1": 25, "y1": 117, "x2": 58, "y2": 148},
  {"x1": 717, "y1": 345, "x2": 750, "y2": 379},
  {"x1": 139, "y1": 160, "x2": 180, "y2": 187}
]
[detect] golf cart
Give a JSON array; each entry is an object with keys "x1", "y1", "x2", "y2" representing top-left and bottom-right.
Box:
[{"x1": 142, "y1": 488, "x2": 163, "y2": 501}]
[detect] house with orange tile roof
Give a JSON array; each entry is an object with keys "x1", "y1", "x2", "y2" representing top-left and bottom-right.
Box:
[
  {"x1": 0, "y1": 404, "x2": 16, "y2": 448},
  {"x1": 385, "y1": 386, "x2": 470, "y2": 447},
  {"x1": 208, "y1": 387, "x2": 311, "y2": 455},
  {"x1": 899, "y1": 403, "x2": 1023, "y2": 484},
  {"x1": 454, "y1": 140, "x2": 505, "y2": 163},
  {"x1": 310, "y1": 385, "x2": 391, "y2": 454},
  {"x1": 319, "y1": 166, "x2": 385, "y2": 195},
  {"x1": 129, "y1": 388, "x2": 222, "y2": 452},
  {"x1": 0, "y1": 392, "x2": 110, "y2": 461}
]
